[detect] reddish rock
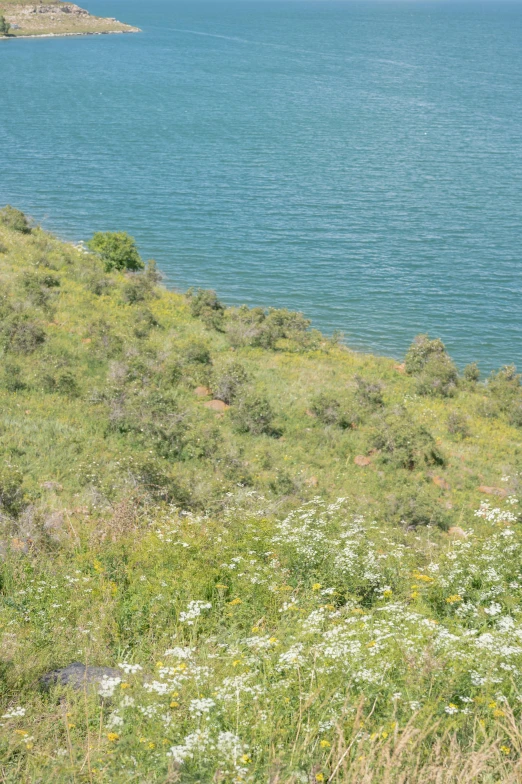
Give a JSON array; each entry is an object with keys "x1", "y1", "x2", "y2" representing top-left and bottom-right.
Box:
[
  {"x1": 195, "y1": 386, "x2": 212, "y2": 398},
  {"x1": 394, "y1": 363, "x2": 406, "y2": 374},
  {"x1": 306, "y1": 476, "x2": 318, "y2": 487},
  {"x1": 432, "y1": 476, "x2": 450, "y2": 490},
  {"x1": 354, "y1": 455, "x2": 372, "y2": 467},
  {"x1": 478, "y1": 486, "x2": 507, "y2": 498},
  {"x1": 204, "y1": 400, "x2": 230, "y2": 412}
]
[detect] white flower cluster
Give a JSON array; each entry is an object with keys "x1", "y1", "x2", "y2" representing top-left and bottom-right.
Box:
[
  {"x1": 1, "y1": 706, "x2": 26, "y2": 719},
  {"x1": 179, "y1": 600, "x2": 212, "y2": 625},
  {"x1": 98, "y1": 676, "x2": 121, "y2": 698}
]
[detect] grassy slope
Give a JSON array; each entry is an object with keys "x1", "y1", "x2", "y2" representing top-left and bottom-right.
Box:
[
  {"x1": 1, "y1": 216, "x2": 522, "y2": 782},
  {"x1": 0, "y1": 1, "x2": 138, "y2": 38}
]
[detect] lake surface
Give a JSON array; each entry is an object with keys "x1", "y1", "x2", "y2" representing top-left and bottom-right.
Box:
[{"x1": 1, "y1": 0, "x2": 521, "y2": 371}]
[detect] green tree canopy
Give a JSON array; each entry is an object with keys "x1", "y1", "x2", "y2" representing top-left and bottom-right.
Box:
[
  {"x1": 0, "y1": 15, "x2": 10, "y2": 37},
  {"x1": 87, "y1": 231, "x2": 144, "y2": 272}
]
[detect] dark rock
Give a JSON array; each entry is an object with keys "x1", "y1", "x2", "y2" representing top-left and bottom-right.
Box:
[{"x1": 40, "y1": 662, "x2": 120, "y2": 691}]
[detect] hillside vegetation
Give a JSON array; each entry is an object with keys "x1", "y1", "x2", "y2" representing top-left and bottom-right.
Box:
[
  {"x1": 0, "y1": 1, "x2": 139, "y2": 38},
  {"x1": 1, "y1": 206, "x2": 522, "y2": 782}
]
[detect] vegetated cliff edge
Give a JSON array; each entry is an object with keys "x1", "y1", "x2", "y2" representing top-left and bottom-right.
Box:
[
  {"x1": 1, "y1": 205, "x2": 522, "y2": 783},
  {"x1": 0, "y1": 1, "x2": 140, "y2": 38}
]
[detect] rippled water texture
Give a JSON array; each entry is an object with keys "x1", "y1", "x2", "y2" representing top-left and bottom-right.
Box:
[{"x1": 1, "y1": 0, "x2": 521, "y2": 370}]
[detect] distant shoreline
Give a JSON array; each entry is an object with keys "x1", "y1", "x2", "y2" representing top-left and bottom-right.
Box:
[{"x1": 0, "y1": 29, "x2": 140, "y2": 40}]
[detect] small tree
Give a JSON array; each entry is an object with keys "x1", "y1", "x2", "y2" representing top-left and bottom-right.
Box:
[
  {"x1": 0, "y1": 205, "x2": 30, "y2": 233},
  {"x1": 87, "y1": 231, "x2": 144, "y2": 272},
  {"x1": 0, "y1": 16, "x2": 11, "y2": 37}
]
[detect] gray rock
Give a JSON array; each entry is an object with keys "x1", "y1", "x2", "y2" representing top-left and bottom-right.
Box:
[{"x1": 40, "y1": 662, "x2": 120, "y2": 691}]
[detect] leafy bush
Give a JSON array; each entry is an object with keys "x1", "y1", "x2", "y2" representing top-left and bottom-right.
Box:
[
  {"x1": 226, "y1": 306, "x2": 311, "y2": 350},
  {"x1": 371, "y1": 410, "x2": 444, "y2": 469},
  {"x1": 0, "y1": 205, "x2": 30, "y2": 233},
  {"x1": 487, "y1": 365, "x2": 522, "y2": 426},
  {"x1": 0, "y1": 465, "x2": 24, "y2": 517},
  {"x1": 0, "y1": 15, "x2": 10, "y2": 36},
  {"x1": 355, "y1": 375, "x2": 384, "y2": 408},
  {"x1": 1, "y1": 361, "x2": 25, "y2": 392},
  {"x1": 132, "y1": 308, "x2": 160, "y2": 339},
  {"x1": 212, "y1": 361, "x2": 249, "y2": 405},
  {"x1": 387, "y1": 485, "x2": 450, "y2": 530},
  {"x1": 87, "y1": 232, "x2": 144, "y2": 272},
  {"x1": 182, "y1": 341, "x2": 212, "y2": 366},
  {"x1": 0, "y1": 314, "x2": 46, "y2": 354},
  {"x1": 0, "y1": 241, "x2": 8, "y2": 254},
  {"x1": 463, "y1": 362, "x2": 480, "y2": 383},
  {"x1": 231, "y1": 392, "x2": 276, "y2": 435},
  {"x1": 21, "y1": 271, "x2": 60, "y2": 309},
  {"x1": 447, "y1": 411, "x2": 470, "y2": 439},
  {"x1": 405, "y1": 334, "x2": 458, "y2": 397},
  {"x1": 188, "y1": 288, "x2": 225, "y2": 331},
  {"x1": 310, "y1": 393, "x2": 353, "y2": 428}
]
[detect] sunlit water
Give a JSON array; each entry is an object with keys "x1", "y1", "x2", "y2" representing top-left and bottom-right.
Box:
[{"x1": 1, "y1": 0, "x2": 521, "y2": 371}]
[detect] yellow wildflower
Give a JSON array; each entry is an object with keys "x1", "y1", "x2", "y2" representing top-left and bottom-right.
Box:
[
  {"x1": 229, "y1": 598, "x2": 242, "y2": 606},
  {"x1": 312, "y1": 583, "x2": 322, "y2": 591},
  {"x1": 501, "y1": 745, "x2": 511, "y2": 755},
  {"x1": 107, "y1": 733, "x2": 119, "y2": 742},
  {"x1": 320, "y1": 739, "x2": 331, "y2": 748},
  {"x1": 446, "y1": 595, "x2": 462, "y2": 604},
  {"x1": 315, "y1": 775, "x2": 325, "y2": 783}
]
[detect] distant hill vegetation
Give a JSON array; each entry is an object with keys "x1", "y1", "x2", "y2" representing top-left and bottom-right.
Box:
[{"x1": 0, "y1": 1, "x2": 139, "y2": 38}]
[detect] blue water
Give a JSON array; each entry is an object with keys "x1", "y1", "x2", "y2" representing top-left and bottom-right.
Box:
[{"x1": 1, "y1": 1, "x2": 521, "y2": 371}]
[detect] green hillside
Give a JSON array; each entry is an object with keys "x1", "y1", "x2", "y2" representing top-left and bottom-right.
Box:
[{"x1": 1, "y1": 206, "x2": 522, "y2": 782}]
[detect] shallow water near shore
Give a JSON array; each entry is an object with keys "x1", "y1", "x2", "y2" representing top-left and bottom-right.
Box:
[{"x1": 1, "y1": 0, "x2": 521, "y2": 371}]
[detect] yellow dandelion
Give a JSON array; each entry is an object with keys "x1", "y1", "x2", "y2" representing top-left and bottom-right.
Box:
[
  {"x1": 229, "y1": 598, "x2": 242, "y2": 606},
  {"x1": 120, "y1": 682, "x2": 130, "y2": 689},
  {"x1": 501, "y1": 745, "x2": 511, "y2": 755},
  {"x1": 147, "y1": 742, "x2": 155, "y2": 750},
  {"x1": 107, "y1": 733, "x2": 119, "y2": 742},
  {"x1": 240, "y1": 754, "x2": 251, "y2": 764},
  {"x1": 312, "y1": 583, "x2": 322, "y2": 591},
  {"x1": 493, "y1": 709, "x2": 505, "y2": 718},
  {"x1": 170, "y1": 701, "x2": 179, "y2": 708},
  {"x1": 315, "y1": 775, "x2": 325, "y2": 783},
  {"x1": 383, "y1": 589, "x2": 393, "y2": 598},
  {"x1": 320, "y1": 739, "x2": 331, "y2": 748}
]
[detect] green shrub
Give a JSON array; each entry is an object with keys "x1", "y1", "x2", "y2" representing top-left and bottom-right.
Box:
[
  {"x1": 1, "y1": 314, "x2": 46, "y2": 353},
  {"x1": 463, "y1": 362, "x2": 480, "y2": 383},
  {"x1": 0, "y1": 241, "x2": 8, "y2": 254},
  {"x1": 2, "y1": 361, "x2": 25, "y2": 392},
  {"x1": 132, "y1": 308, "x2": 160, "y2": 339},
  {"x1": 487, "y1": 365, "x2": 522, "y2": 425},
  {"x1": 387, "y1": 485, "x2": 450, "y2": 530},
  {"x1": 0, "y1": 205, "x2": 30, "y2": 234},
  {"x1": 21, "y1": 271, "x2": 60, "y2": 309},
  {"x1": 231, "y1": 392, "x2": 276, "y2": 435},
  {"x1": 225, "y1": 306, "x2": 311, "y2": 350},
  {"x1": 371, "y1": 410, "x2": 444, "y2": 469},
  {"x1": 182, "y1": 341, "x2": 212, "y2": 366},
  {"x1": 447, "y1": 411, "x2": 470, "y2": 439},
  {"x1": 188, "y1": 288, "x2": 225, "y2": 331},
  {"x1": 0, "y1": 465, "x2": 24, "y2": 517},
  {"x1": 355, "y1": 375, "x2": 384, "y2": 408},
  {"x1": 0, "y1": 15, "x2": 10, "y2": 36},
  {"x1": 212, "y1": 361, "x2": 249, "y2": 404},
  {"x1": 405, "y1": 334, "x2": 458, "y2": 397},
  {"x1": 310, "y1": 393, "x2": 353, "y2": 428},
  {"x1": 87, "y1": 232, "x2": 144, "y2": 272}
]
